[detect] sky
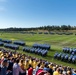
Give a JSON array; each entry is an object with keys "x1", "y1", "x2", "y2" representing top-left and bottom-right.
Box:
[{"x1": 0, "y1": 0, "x2": 76, "y2": 28}]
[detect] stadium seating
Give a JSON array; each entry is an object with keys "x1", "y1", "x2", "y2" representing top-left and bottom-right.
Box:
[
  {"x1": 54, "y1": 52, "x2": 76, "y2": 63},
  {"x1": 13, "y1": 41, "x2": 25, "y2": 46},
  {"x1": 54, "y1": 52, "x2": 58, "y2": 59},
  {"x1": 2, "y1": 39, "x2": 12, "y2": 43},
  {"x1": 0, "y1": 41, "x2": 4, "y2": 46},
  {"x1": 57, "y1": 53, "x2": 62, "y2": 59},
  {"x1": 64, "y1": 54, "x2": 69, "y2": 61},
  {"x1": 23, "y1": 47, "x2": 48, "y2": 56},
  {"x1": 44, "y1": 32, "x2": 48, "y2": 34},
  {"x1": 31, "y1": 43, "x2": 50, "y2": 56},
  {"x1": 62, "y1": 47, "x2": 70, "y2": 53},
  {"x1": 41, "y1": 50, "x2": 48, "y2": 56},
  {"x1": 49, "y1": 32, "x2": 55, "y2": 35},
  {"x1": 61, "y1": 53, "x2": 66, "y2": 61},
  {"x1": 23, "y1": 47, "x2": 30, "y2": 52},
  {"x1": 69, "y1": 48, "x2": 73, "y2": 54},
  {"x1": 62, "y1": 47, "x2": 76, "y2": 55},
  {"x1": 38, "y1": 32, "x2": 43, "y2": 34},
  {"x1": 65, "y1": 32, "x2": 73, "y2": 35},
  {"x1": 0, "y1": 38, "x2": 2, "y2": 41},
  {"x1": 68, "y1": 55, "x2": 74, "y2": 62},
  {"x1": 72, "y1": 55, "x2": 76, "y2": 63},
  {"x1": 4, "y1": 43, "x2": 19, "y2": 50},
  {"x1": 33, "y1": 43, "x2": 50, "y2": 50},
  {"x1": 30, "y1": 48, "x2": 36, "y2": 53}
]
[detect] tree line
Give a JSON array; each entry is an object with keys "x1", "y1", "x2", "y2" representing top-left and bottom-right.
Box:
[{"x1": 0, "y1": 25, "x2": 76, "y2": 32}]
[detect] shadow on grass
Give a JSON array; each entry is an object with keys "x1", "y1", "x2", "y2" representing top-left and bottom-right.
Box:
[{"x1": 49, "y1": 49, "x2": 57, "y2": 52}]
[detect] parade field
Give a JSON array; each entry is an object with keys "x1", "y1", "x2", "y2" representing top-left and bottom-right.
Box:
[{"x1": 0, "y1": 32, "x2": 76, "y2": 69}]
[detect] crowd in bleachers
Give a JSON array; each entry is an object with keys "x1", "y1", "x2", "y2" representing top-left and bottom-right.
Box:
[{"x1": 0, "y1": 48, "x2": 76, "y2": 75}]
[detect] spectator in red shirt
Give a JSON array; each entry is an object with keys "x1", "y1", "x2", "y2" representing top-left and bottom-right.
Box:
[
  {"x1": 36, "y1": 65, "x2": 46, "y2": 75},
  {"x1": 28, "y1": 64, "x2": 33, "y2": 75}
]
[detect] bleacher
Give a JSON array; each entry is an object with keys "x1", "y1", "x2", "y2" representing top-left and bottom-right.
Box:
[
  {"x1": 4, "y1": 43, "x2": 19, "y2": 50},
  {"x1": 13, "y1": 41, "x2": 25, "y2": 46},
  {"x1": 23, "y1": 43, "x2": 50, "y2": 56},
  {"x1": 0, "y1": 41, "x2": 4, "y2": 46},
  {"x1": 2, "y1": 39, "x2": 12, "y2": 43},
  {"x1": 23, "y1": 47, "x2": 48, "y2": 56},
  {"x1": 54, "y1": 47, "x2": 76, "y2": 63}
]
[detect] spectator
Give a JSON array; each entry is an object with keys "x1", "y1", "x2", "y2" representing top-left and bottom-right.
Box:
[
  {"x1": 19, "y1": 59, "x2": 26, "y2": 75},
  {"x1": 72, "y1": 69, "x2": 76, "y2": 75},
  {"x1": 1, "y1": 59, "x2": 8, "y2": 75},
  {"x1": 27, "y1": 64, "x2": 33, "y2": 75},
  {"x1": 36, "y1": 65, "x2": 45, "y2": 75},
  {"x1": 0, "y1": 48, "x2": 76, "y2": 75},
  {"x1": 29, "y1": 58, "x2": 33, "y2": 66},
  {"x1": 53, "y1": 68, "x2": 60, "y2": 75},
  {"x1": 24, "y1": 59, "x2": 29, "y2": 70},
  {"x1": 33, "y1": 59, "x2": 37, "y2": 69},
  {"x1": 13, "y1": 58, "x2": 25, "y2": 75},
  {"x1": 34, "y1": 62, "x2": 41, "y2": 75},
  {"x1": 43, "y1": 63, "x2": 53, "y2": 75},
  {"x1": 67, "y1": 70, "x2": 72, "y2": 75},
  {"x1": 7, "y1": 58, "x2": 14, "y2": 71}
]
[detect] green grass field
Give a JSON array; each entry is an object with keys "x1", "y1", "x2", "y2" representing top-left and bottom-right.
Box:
[{"x1": 0, "y1": 32, "x2": 76, "y2": 69}]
